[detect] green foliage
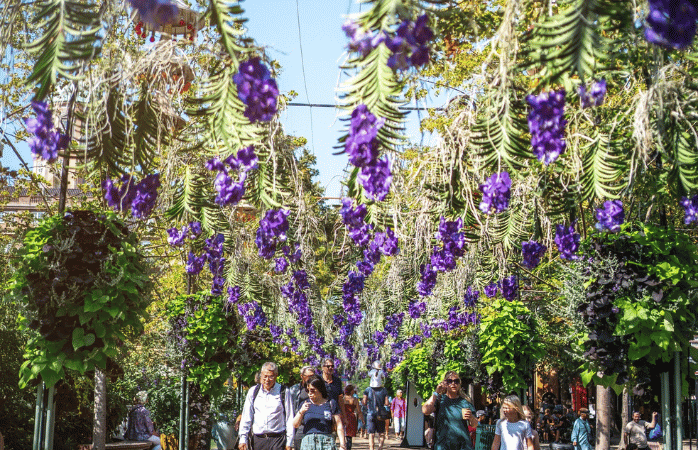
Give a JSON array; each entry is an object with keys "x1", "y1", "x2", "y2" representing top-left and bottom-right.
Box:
[
  {"x1": 166, "y1": 291, "x2": 238, "y2": 398},
  {"x1": 206, "y1": 0, "x2": 253, "y2": 64},
  {"x1": 479, "y1": 299, "x2": 544, "y2": 393},
  {"x1": 25, "y1": 0, "x2": 101, "y2": 100},
  {"x1": 10, "y1": 210, "x2": 151, "y2": 388}
]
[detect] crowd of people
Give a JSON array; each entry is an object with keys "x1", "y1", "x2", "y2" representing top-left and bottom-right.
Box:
[{"x1": 121, "y1": 361, "x2": 658, "y2": 450}]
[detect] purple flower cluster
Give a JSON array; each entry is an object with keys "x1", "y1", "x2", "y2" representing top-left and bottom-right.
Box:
[
  {"x1": 167, "y1": 221, "x2": 202, "y2": 247},
  {"x1": 384, "y1": 313, "x2": 404, "y2": 339},
  {"x1": 269, "y1": 324, "x2": 284, "y2": 344},
  {"x1": 479, "y1": 172, "x2": 512, "y2": 213},
  {"x1": 24, "y1": 101, "x2": 70, "y2": 163},
  {"x1": 233, "y1": 57, "x2": 279, "y2": 123},
  {"x1": 595, "y1": 200, "x2": 625, "y2": 233},
  {"x1": 127, "y1": 0, "x2": 178, "y2": 27},
  {"x1": 463, "y1": 286, "x2": 479, "y2": 308},
  {"x1": 527, "y1": 90, "x2": 567, "y2": 166},
  {"x1": 205, "y1": 234, "x2": 226, "y2": 295},
  {"x1": 579, "y1": 80, "x2": 607, "y2": 108},
  {"x1": 484, "y1": 283, "x2": 498, "y2": 298},
  {"x1": 385, "y1": 15, "x2": 434, "y2": 70},
  {"x1": 680, "y1": 194, "x2": 698, "y2": 224},
  {"x1": 342, "y1": 21, "x2": 385, "y2": 57},
  {"x1": 340, "y1": 199, "x2": 371, "y2": 246},
  {"x1": 447, "y1": 306, "x2": 478, "y2": 330},
  {"x1": 500, "y1": 275, "x2": 518, "y2": 301},
  {"x1": 555, "y1": 223, "x2": 580, "y2": 260},
  {"x1": 206, "y1": 146, "x2": 258, "y2": 206},
  {"x1": 237, "y1": 301, "x2": 267, "y2": 331},
  {"x1": 521, "y1": 240, "x2": 547, "y2": 269},
  {"x1": 408, "y1": 300, "x2": 426, "y2": 319},
  {"x1": 645, "y1": 0, "x2": 698, "y2": 50},
  {"x1": 417, "y1": 217, "x2": 467, "y2": 297},
  {"x1": 103, "y1": 173, "x2": 161, "y2": 218},
  {"x1": 345, "y1": 105, "x2": 392, "y2": 201},
  {"x1": 255, "y1": 209, "x2": 290, "y2": 259}
]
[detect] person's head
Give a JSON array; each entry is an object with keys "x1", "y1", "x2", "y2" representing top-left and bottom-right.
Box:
[
  {"x1": 501, "y1": 395, "x2": 525, "y2": 422},
  {"x1": 345, "y1": 384, "x2": 355, "y2": 396},
  {"x1": 396, "y1": 389, "x2": 403, "y2": 398},
  {"x1": 135, "y1": 390, "x2": 148, "y2": 405},
  {"x1": 322, "y1": 358, "x2": 335, "y2": 377},
  {"x1": 579, "y1": 408, "x2": 589, "y2": 420},
  {"x1": 306, "y1": 375, "x2": 328, "y2": 401},
  {"x1": 441, "y1": 371, "x2": 470, "y2": 400},
  {"x1": 523, "y1": 405, "x2": 536, "y2": 424},
  {"x1": 260, "y1": 361, "x2": 279, "y2": 391},
  {"x1": 300, "y1": 365, "x2": 315, "y2": 387},
  {"x1": 632, "y1": 411, "x2": 641, "y2": 423},
  {"x1": 476, "y1": 410, "x2": 487, "y2": 422}
]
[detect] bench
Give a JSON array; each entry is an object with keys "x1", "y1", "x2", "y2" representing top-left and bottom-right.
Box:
[{"x1": 77, "y1": 441, "x2": 154, "y2": 450}]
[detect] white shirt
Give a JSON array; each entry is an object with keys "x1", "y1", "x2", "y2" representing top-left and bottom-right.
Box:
[
  {"x1": 495, "y1": 419, "x2": 533, "y2": 450},
  {"x1": 239, "y1": 383, "x2": 295, "y2": 447}
]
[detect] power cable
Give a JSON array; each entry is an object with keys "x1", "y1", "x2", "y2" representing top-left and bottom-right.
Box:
[
  {"x1": 286, "y1": 102, "x2": 443, "y2": 111},
  {"x1": 295, "y1": 0, "x2": 315, "y2": 153}
]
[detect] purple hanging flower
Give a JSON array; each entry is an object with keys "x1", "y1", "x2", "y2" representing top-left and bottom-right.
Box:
[
  {"x1": 479, "y1": 172, "x2": 512, "y2": 214},
  {"x1": 484, "y1": 283, "x2": 498, "y2": 298},
  {"x1": 579, "y1": 79, "x2": 607, "y2": 108},
  {"x1": 500, "y1": 276, "x2": 518, "y2": 301},
  {"x1": 343, "y1": 21, "x2": 386, "y2": 57},
  {"x1": 408, "y1": 300, "x2": 426, "y2": 319},
  {"x1": 463, "y1": 286, "x2": 479, "y2": 308},
  {"x1": 340, "y1": 199, "x2": 368, "y2": 228},
  {"x1": 417, "y1": 263, "x2": 438, "y2": 297},
  {"x1": 167, "y1": 226, "x2": 188, "y2": 247},
  {"x1": 358, "y1": 157, "x2": 392, "y2": 201},
  {"x1": 345, "y1": 104, "x2": 384, "y2": 168},
  {"x1": 127, "y1": 0, "x2": 178, "y2": 27},
  {"x1": 24, "y1": 101, "x2": 70, "y2": 163},
  {"x1": 227, "y1": 286, "x2": 241, "y2": 304},
  {"x1": 103, "y1": 173, "x2": 160, "y2": 218},
  {"x1": 385, "y1": 14, "x2": 434, "y2": 70},
  {"x1": 185, "y1": 252, "x2": 205, "y2": 274},
  {"x1": 645, "y1": 0, "x2": 698, "y2": 50},
  {"x1": 437, "y1": 217, "x2": 466, "y2": 257},
  {"x1": 274, "y1": 257, "x2": 289, "y2": 273},
  {"x1": 237, "y1": 301, "x2": 267, "y2": 331},
  {"x1": 233, "y1": 57, "x2": 279, "y2": 123},
  {"x1": 283, "y1": 244, "x2": 302, "y2": 264},
  {"x1": 680, "y1": 194, "x2": 698, "y2": 224},
  {"x1": 595, "y1": 200, "x2": 625, "y2": 232},
  {"x1": 521, "y1": 240, "x2": 547, "y2": 269},
  {"x1": 555, "y1": 223, "x2": 580, "y2": 260},
  {"x1": 527, "y1": 90, "x2": 567, "y2": 165}
]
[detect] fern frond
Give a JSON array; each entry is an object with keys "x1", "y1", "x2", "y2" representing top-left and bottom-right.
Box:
[
  {"x1": 580, "y1": 131, "x2": 627, "y2": 201},
  {"x1": 82, "y1": 87, "x2": 131, "y2": 177},
  {"x1": 166, "y1": 167, "x2": 213, "y2": 221},
  {"x1": 206, "y1": 0, "x2": 253, "y2": 64},
  {"x1": 25, "y1": 0, "x2": 101, "y2": 100},
  {"x1": 522, "y1": 0, "x2": 629, "y2": 85}
]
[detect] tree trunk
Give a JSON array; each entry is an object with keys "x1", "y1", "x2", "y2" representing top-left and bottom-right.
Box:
[
  {"x1": 596, "y1": 385, "x2": 612, "y2": 450},
  {"x1": 621, "y1": 387, "x2": 630, "y2": 448},
  {"x1": 93, "y1": 369, "x2": 107, "y2": 450}
]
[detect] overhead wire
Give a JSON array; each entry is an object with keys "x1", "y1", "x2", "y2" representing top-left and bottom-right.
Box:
[{"x1": 295, "y1": 0, "x2": 315, "y2": 153}]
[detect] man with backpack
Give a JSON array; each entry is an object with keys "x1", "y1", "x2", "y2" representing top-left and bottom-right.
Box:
[{"x1": 239, "y1": 362, "x2": 294, "y2": 450}]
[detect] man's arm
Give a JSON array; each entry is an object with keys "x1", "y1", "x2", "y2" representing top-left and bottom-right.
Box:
[
  {"x1": 238, "y1": 388, "x2": 254, "y2": 450},
  {"x1": 647, "y1": 412, "x2": 659, "y2": 430}
]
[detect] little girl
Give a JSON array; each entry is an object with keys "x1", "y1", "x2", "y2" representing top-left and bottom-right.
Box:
[{"x1": 490, "y1": 395, "x2": 534, "y2": 450}]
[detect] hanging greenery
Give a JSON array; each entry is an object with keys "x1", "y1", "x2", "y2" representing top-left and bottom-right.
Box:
[{"x1": 11, "y1": 209, "x2": 151, "y2": 388}]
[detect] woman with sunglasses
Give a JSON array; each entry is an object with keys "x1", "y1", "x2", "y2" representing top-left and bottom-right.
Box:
[
  {"x1": 422, "y1": 371, "x2": 478, "y2": 450},
  {"x1": 293, "y1": 375, "x2": 347, "y2": 450}
]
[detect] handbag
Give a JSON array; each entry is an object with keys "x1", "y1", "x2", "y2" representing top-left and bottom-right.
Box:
[{"x1": 370, "y1": 389, "x2": 391, "y2": 421}]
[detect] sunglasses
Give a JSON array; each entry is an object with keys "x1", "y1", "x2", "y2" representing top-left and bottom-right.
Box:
[
  {"x1": 324, "y1": 365, "x2": 334, "y2": 368},
  {"x1": 445, "y1": 379, "x2": 461, "y2": 384}
]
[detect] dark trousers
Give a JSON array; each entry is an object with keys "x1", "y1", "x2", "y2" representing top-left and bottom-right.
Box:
[{"x1": 253, "y1": 434, "x2": 286, "y2": 450}]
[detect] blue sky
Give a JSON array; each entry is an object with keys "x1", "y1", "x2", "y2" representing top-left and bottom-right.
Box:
[
  {"x1": 244, "y1": 0, "x2": 445, "y2": 200},
  {"x1": 1, "y1": 0, "x2": 449, "y2": 199}
]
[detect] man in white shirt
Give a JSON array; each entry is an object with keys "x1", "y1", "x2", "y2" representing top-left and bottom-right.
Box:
[
  {"x1": 624, "y1": 411, "x2": 658, "y2": 450},
  {"x1": 239, "y1": 362, "x2": 294, "y2": 450}
]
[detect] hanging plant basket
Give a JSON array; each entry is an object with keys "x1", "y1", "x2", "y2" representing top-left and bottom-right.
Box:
[{"x1": 11, "y1": 209, "x2": 152, "y2": 388}]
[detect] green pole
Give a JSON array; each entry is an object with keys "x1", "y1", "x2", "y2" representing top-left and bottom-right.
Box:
[
  {"x1": 675, "y1": 353, "x2": 683, "y2": 450},
  {"x1": 662, "y1": 371, "x2": 672, "y2": 450},
  {"x1": 184, "y1": 381, "x2": 190, "y2": 448},
  {"x1": 33, "y1": 383, "x2": 44, "y2": 450},
  {"x1": 43, "y1": 386, "x2": 55, "y2": 450},
  {"x1": 179, "y1": 376, "x2": 187, "y2": 450}
]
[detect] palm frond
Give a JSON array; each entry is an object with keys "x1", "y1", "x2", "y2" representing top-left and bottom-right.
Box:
[
  {"x1": 522, "y1": 0, "x2": 629, "y2": 85},
  {"x1": 25, "y1": 0, "x2": 101, "y2": 100},
  {"x1": 206, "y1": 0, "x2": 253, "y2": 64},
  {"x1": 166, "y1": 167, "x2": 214, "y2": 221},
  {"x1": 82, "y1": 87, "x2": 131, "y2": 176},
  {"x1": 580, "y1": 131, "x2": 627, "y2": 201},
  {"x1": 486, "y1": 205, "x2": 529, "y2": 251}
]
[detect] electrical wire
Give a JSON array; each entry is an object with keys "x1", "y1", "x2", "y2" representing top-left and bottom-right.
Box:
[{"x1": 295, "y1": 0, "x2": 315, "y2": 153}]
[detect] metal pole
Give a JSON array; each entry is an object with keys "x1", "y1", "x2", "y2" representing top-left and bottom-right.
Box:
[
  {"x1": 662, "y1": 371, "x2": 672, "y2": 450},
  {"x1": 184, "y1": 381, "x2": 190, "y2": 448},
  {"x1": 179, "y1": 376, "x2": 186, "y2": 450},
  {"x1": 675, "y1": 354, "x2": 683, "y2": 450},
  {"x1": 43, "y1": 386, "x2": 55, "y2": 450},
  {"x1": 33, "y1": 383, "x2": 44, "y2": 450}
]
